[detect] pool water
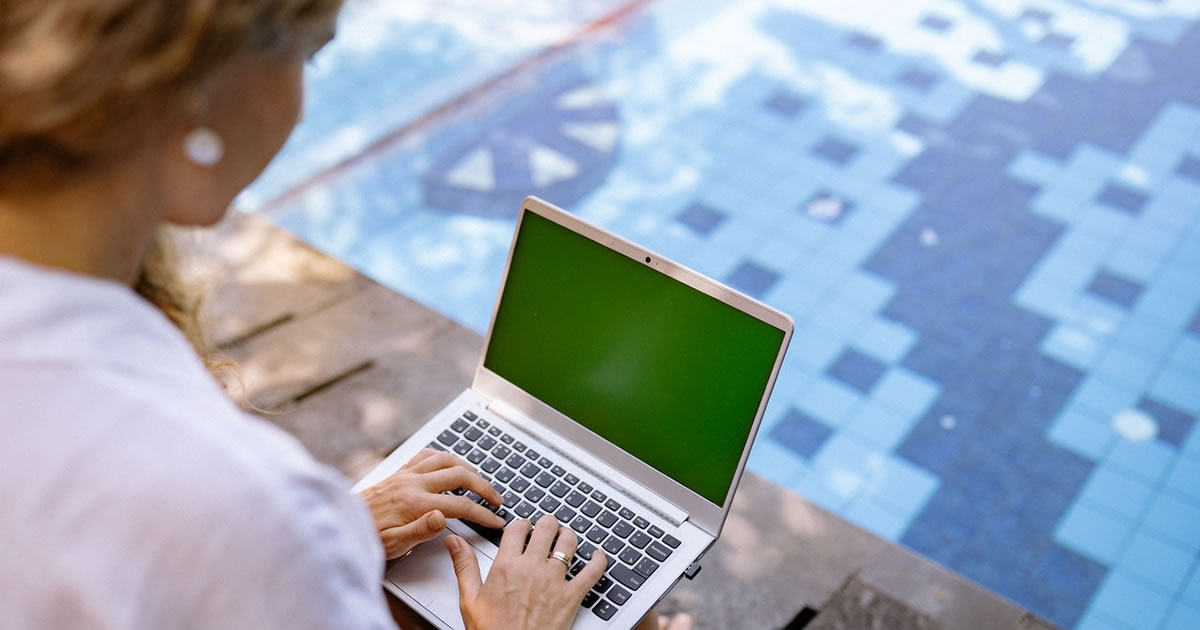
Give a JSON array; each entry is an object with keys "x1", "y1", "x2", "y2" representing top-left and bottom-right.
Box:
[{"x1": 243, "y1": 1, "x2": 1200, "y2": 627}]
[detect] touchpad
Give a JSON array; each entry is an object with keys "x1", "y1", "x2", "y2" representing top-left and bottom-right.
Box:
[{"x1": 385, "y1": 531, "x2": 494, "y2": 630}]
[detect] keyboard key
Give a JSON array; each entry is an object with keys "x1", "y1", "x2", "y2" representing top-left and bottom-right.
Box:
[
  {"x1": 499, "y1": 508, "x2": 516, "y2": 525},
  {"x1": 513, "y1": 441, "x2": 527, "y2": 452},
  {"x1": 608, "y1": 585, "x2": 631, "y2": 606},
  {"x1": 478, "y1": 436, "x2": 497, "y2": 451},
  {"x1": 662, "y1": 534, "x2": 681, "y2": 549},
  {"x1": 520, "y1": 463, "x2": 540, "y2": 478},
  {"x1": 564, "y1": 473, "x2": 579, "y2": 485},
  {"x1": 451, "y1": 419, "x2": 470, "y2": 432},
  {"x1": 605, "y1": 499, "x2": 621, "y2": 511},
  {"x1": 581, "y1": 591, "x2": 598, "y2": 608},
  {"x1": 618, "y1": 548, "x2": 641, "y2": 566},
  {"x1": 525, "y1": 449, "x2": 541, "y2": 461},
  {"x1": 500, "y1": 434, "x2": 514, "y2": 444},
  {"x1": 610, "y1": 564, "x2": 645, "y2": 591},
  {"x1": 463, "y1": 411, "x2": 478, "y2": 420},
  {"x1": 578, "y1": 542, "x2": 598, "y2": 560},
  {"x1": 453, "y1": 441, "x2": 472, "y2": 456},
  {"x1": 525, "y1": 487, "x2": 546, "y2": 503},
  {"x1": 578, "y1": 482, "x2": 593, "y2": 494},
  {"x1": 496, "y1": 467, "x2": 516, "y2": 483},
  {"x1": 503, "y1": 491, "x2": 521, "y2": 506},
  {"x1": 465, "y1": 491, "x2": 482, "y2": 504},
  {"x1": 629, "y1": 531, "x2": 651, "y2": 549},
  {"x1": 633, "y1": 516, "x2": 650, "y2": 529},
  {"x1": 530, "y1": 511, "x2": 545, "y2": 523},
  {"x1": 492, "y1": 445, "x2": 511, "y2": 461},
  {"x1": 535, "y1": 472, "x2": 555, "y2": 488},
  {"x1": 592, "y1": 600, "x2": 617, "y2": 620},
  {"x1": 426, "y1": 441, "x2": 446, "y2": 452},
  {"x1": 570, "y1": 560, "x2": 586, "y2": 576},
  {"x1": 571, "y1": 517, "x2": 592, "y2": 534},
  {"x1": 595, "y1": 575, "x2": 613, "y2": 593},
  {"x1": 592, "y1": 490, "x2": 608, "y2": 503},
  {"x1": 555, "y1": 506, "x2": 577, "y2": 523},
  {"x1": 646, "y1": 541, "x2": 672, "y2": 562},
  {"x1": 602, "y1": 538, "x2": 625, "y2": 555},
  {"x1": 481, "y1": 458, "x2": 500, "y2": 473},
  {"x1": 511, "y1": 478, "x2": 531, "y2": 493},
  {"x1": 550, "y1": 481, "x2": 571, "y2": 497},
  {"x1": 551, "y1": 465, "x2": 567, "y2": 477},
  {"x1": 586, "y1": 526, "x2": 608, "y2": 544},
  {"x1": 565, "y1": 491, "x2": 586, "y2": 508},
  {"x1": 465, "y1": 427, "x2": 483, "y2": 441},
  {"x1": 490, "y1": 481, "x2": 505, "y2": 496},
  {"x1": 460, "y1": 519, "x2": 503, "y2": 547},
  {"x1": 618, "y1": 508, "x2": 635, "y2": 521},
  {"x1": 467, "y1": 450, "x2": 486, "y2": 465},
  {"x1": 488, "y1": 426, "x2": 502, "y2": 437},
  {"x1": 581, "y1": 501, "x2": 602, "y2": 518},
  {"x1": 539, "y1": 496, "x2": 561, "y2": 513},
  {"x1": 437, "y1": 430, "x2": 458, "y2": 446},
  {"x1": 597, "y1": 511, "x2": 618, "y2": 528},
  {"x1": 634, "y1": 557, "x2": 659, "y2": 578},
  {"x1": 538, "y1": 457, "x2": 553, "y2": 469},
  {"x1": 612, "y1": 521, "x2": 634, "y2": 539},
  {"x1": 506, "y1": 454, "x2": 526, "y2": 469},
  {"x1": 648, "y1": 525, "x2": 664, "y2": 538},
  {"x1": 476, "y1": 418, "x2": 489, "y2": 428}
]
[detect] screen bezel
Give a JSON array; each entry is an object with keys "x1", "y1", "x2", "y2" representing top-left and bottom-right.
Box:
[{"x1": 473, "y1": 196, "x2": 793, "y2": 537}]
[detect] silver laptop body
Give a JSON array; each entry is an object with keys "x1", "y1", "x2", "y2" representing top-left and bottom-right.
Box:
[{"x1": 354, "y1": 196, "x2": 793, "y2": 630}]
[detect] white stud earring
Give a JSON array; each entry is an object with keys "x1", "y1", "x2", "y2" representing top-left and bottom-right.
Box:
[{"x1": 183, "y1": 127, "x2": 224, "y2": 167}]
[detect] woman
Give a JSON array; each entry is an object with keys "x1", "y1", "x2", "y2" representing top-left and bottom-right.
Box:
[{"x1": 0, "y1": 1, "x2": 689, "y2": 629}]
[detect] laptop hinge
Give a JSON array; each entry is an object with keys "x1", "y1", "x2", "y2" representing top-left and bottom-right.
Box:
[{"x1": 486, "y1": 398, "x2": 689, "y2": 528}]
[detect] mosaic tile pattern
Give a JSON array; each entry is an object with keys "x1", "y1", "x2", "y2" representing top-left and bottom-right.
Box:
[{"x1": 257, "y1": 0, "x2": 1200, "y2": 627}]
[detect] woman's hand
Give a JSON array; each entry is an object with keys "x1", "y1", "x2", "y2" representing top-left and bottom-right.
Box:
[
  {"x1": 446, "y1": 514, "x2": 607, "y2": 630},
  {"x1": 361, "y1": 448, "x2": 505, "y2": 559}
]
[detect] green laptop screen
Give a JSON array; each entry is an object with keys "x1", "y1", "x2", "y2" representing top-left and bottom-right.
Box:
[{"x1": 483, "y1": 211, "x2": 786, "y2": 505}]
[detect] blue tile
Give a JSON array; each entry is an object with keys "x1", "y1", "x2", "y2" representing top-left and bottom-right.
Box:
[
  {"x1": 812, "y1": 137, "x2": 860, "y2": 166},
  {"x1": 725, "y1": 260, "x2": 781, "y2": 299},
  {"x1": 1186, "y1": 310, "x2": 1200, "y2": 335},
  {"x1": 1165, "y1": 601, "x2": 1200, "y2": 630},
  {"x1": 898, "y1": 67, "x2": 939, "y2": 92},
  {"x1": 1097, "y1": 182, "x2": 1149, "y2": 215},
  {"x1": 1091, "y1": 571, "x2": 1173, "y2": 630},
  {"x1": 845, "y1": 403, "x2": 916, "y2": 450},
  {"x1": 746, "y1": 439, "x2": 806, "y2": 488},
  {"x1": 846, "y1": 498, "x2": 909, "y2": 540},
  {"x1": 1185, "y1": 561, "x2": 1200, "y2": 605},
  {"x1": 1049, "y1": 408, "x2": 1115, "y2": 461},
  {"x1": 1144, "y1": 492, "x2": 1200, "y2": 549},
  {"x1": 863, "y1": 455, "x2": 939, "y2": 514},
  {"x1": 872, "y1": 368, "x2": 940, "y2": 417},
  {"x1": 1166, "y1": 456, "x2": 1200, "y2": 499},
  {"x1": 676, "y1": 201, "x2": 727, "y2": 236},
  {"x1": 1152, "y1": 368, "x2": 1200, "y2": 416},
  {"x1": 1087, "y1": 270, "x2": 1144, "y2": 308},
  {"x1": 1055, "y1": 500, "x2": 1132, "y2": 564},
  {"x1": 1108, "y1": 439, "x2": 1175, "y2": 484},
  {"x1": 853, "y1": 317, "x2": 916, "y2": 363},
  {"x1": 768, "y1": 408, "x2": 832, "y2": 458},
  {"x1": 1118, "y1": 530, "x2": 1195, "y2": 592},
  {"x1": 1033, "y1": 545, "x2": 1109, "y2": 627},
  {"x1": 919, "y1": 14, "x2": 953, "y2": 32},
  {"x1": 762, "y1": 89, "x2": 809, "y2": 119},
  {"x1": 971, "y1": 50, "x2": 1008, "y2": 67},
  {"x1": 827, "y1": 348, "x2": 888, "y2": 394},
  {"x1": 1080, "y1": 466, "x2": 1155, "y2": 520},
  {"x1": 1040, "y1": 32, "x2": 1075, "y2": 50},
  {"x1": 1178, "y1": 155, "x2": 1200, "y2": 181},
  {"x1": 845, "y1": 31, "x2": 883, "y2": 53},
  {"x1": 801, "y1": 191, "x2": 854, "y2": 225},
  {"x1": 1139, "y1": 398, "x2": 1197, "y2": 447},
  {"x1": 798, "y1": 378, "x2": 863, "y2": 426}
]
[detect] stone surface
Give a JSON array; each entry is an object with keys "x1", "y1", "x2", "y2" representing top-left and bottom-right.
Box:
[{"x1": 808, "y1": 578, "x2": 940, "y2": 630}]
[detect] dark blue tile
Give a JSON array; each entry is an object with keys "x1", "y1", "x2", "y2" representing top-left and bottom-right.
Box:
[
  {"x1": 919, "y1": 14, "x2": 953, "y2": 32},
  {"x1": 676, "y1": 201, "x2": 727, "y2": 236},
  {"x1": 726, "y1": 261, "x2": 781, "y2": 299},
  {"x1": 827, "y1": 349, "x2": 888, "y2": 393},
  {"x1": 1096, "y1": 182, "x2": 1149, "y2": 214},
  {"x1": 1021, "y1": 8, "x2": 1054, "y2": 22},
  {"x1": 768, "y1": 409, "x2": 832, "y2": 458},
  {"x1": 1190, "y1": 309, "x2": 1200, "y2": 335},
  {"x1": 1031, "y1": 545, "x2": 1108, "y2": 628},
  {"x1": 1086, "y1": 269, "x2": 1144, "y2": 308},
  {"x1": 898, "y1": 67, "x2": 939, "y2": 92},
  {"x1": 1040, "y1": 32, "x2": 1074, "y2": 50},
  {"x1": 1177, "y1": 154, "x2": 1200, "y2": 180},
  {"x1": 846, "y1": 32, "x2": 883, "y2": 53},
  {"x1": 763, "y1": 89, "x2": 809, "y2": 119},
  {"x1": 972, "y1": 50, "x2": 1008, "y2": 67},
  {"x1": 801, "y1": 191, "x2": 855, "y2": 224},
  {"x1": 1138, "y1": 397, "x2": 1196, "y2": 446},
  {"x1": 812, "y1": 137, "x2": 860, "y2": 165}
]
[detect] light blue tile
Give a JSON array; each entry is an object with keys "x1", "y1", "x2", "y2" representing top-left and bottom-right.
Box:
[
  {"x1": 872, "y1": 368, "x2": 940, "y2": 417},
  {"x1": 813, "y1": 433, "x2": 887, "y2": 477},
  {"x1": 787, "y1": 327, "x2": 847, "y2": 373},
  {"x1": 836, "y1": 272, "x2": 895, "y2": 311},
  {"x1": 747, "y1": 440, "x2": 808, "y2": 488},
  {"x1": 1055, "y1": 501, "x2": 1133, "y2": 564},
  {"x1": 1150, "y1": 368, "x2": 1200, "y2": 416},
  {"x1": 1077, "y1": 205, "x2": 1136, "y2": 239},
  {"x1": 1075, "y1": 610, "x2": 1130, "y2": 630},
  {"x1": 852, "y1": 317, "x2": 917, "y2": 363},
  {"x1": 1114, "y1": 316, "x2": 1180, "y2": 359},
  {"x1": 1049, "y1": 407, "x2": 1117, "y2": 461},
  {"x1": 1073, "y1": 376, "x2": 1141, "y2": 419},
  {"x1": 1167, "y1": 455, "x2": 1200, "y2": 500},
  {"x1": 1184, "y1": 560, "x2": 1200, "y2": 605},
  {"x1": 808, "y1": 299, "x2": 872, "y2": 339},
  {"x1": 844, "y1": 402, "x2": 919, "y2": 451},
  {"x1": 1090, "y1": 570, "x2": 1173, "y2": 630},
  {"x1": 1144, "y1": 492, "x2": 1200, "y2": 550},
  {"x1": 792, "y1": 466, "x2": 856, "y2": 513},
  {"x1": 1081, "y1": 466, "x2": 1156, "y2": 521},
  {"x1": 861, "y1": 455, "x2": 939, "y2": 516},
  {"x1": 1134, "y1": 287, "x2": 1199, "y2": 330},
  {"x1": 1007, "y1": 150, "x2": 1063, "y2": 184},
  {"x1": 1043, "y1": 324, "x2": 1105, "y2": 370},
  {"x1": 1171, "y1": 335, "x2": 1200, "y2": 374},
  {"x1": 1107, "y1": 439, "x2": 1176, "y2": 484},
  {"x1": 1122, "y1": 527, "x2": 1197, "y2": 592},
  {"x1": 845, "y1": 498, "x2": 910, "y2": 541},
  {"x1": 798, "y1": 378, "x2": 864, "y2": 427},
  {"x1": 1094, "y1": 345, "x2": 1159, "y2": 389},
  {"x1": 1105, "y1": 243, "x2": 1165, "y2": 283},
  {"x1": 1164, "y1": 600, "x2": 1200, "y2": 630}
]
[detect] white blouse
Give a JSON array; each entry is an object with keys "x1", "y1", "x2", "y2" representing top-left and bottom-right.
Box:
[{"x1": 0, "y1": 257, "x2": 396, "y2": 630}]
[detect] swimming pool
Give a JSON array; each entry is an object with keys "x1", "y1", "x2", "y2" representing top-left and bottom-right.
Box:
[{"x1": 244, "y1": 1, "x2": 1200, "y2": 627}]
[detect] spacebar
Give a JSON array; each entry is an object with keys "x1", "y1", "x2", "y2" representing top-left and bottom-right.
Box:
[{"x1": 460, "y1": 519, "x2": 504, "y2": 547}]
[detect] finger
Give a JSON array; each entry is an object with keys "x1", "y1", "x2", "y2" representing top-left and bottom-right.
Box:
[
  {"x1": 380, "y1": 510, "x2": 445, "y2": 559},
  {"x1": 445, "y1": 535, "x2": 482, "y2": 604},
  {"x1": 497, "y1": 518, "x2": 532, "y2": 560},
  {"x1": 402, "y1": 448, "x2": 441, "y2": 470},
  {"x1": 550, "y1": 526, "x2": 579, "y2": 563},
  {"x1": 525, "y1": 513, "x2": 559, "y2": 558},
  {"x1": 572, "y1": 546, "x2": 608, "y2": 597},
  {"x1": 407, "y1": 451, "x2": 473, "y2": 474},
  {"x1": 423, "y1": 467, "x2": 503, "y2": 505},
  {"x1": 428, "y1": 494, "x2": 505, "y2": 529}
]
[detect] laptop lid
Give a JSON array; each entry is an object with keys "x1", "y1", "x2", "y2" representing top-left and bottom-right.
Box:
[{"x1": 472, "y1": 197, "x2": 793, "y2": 537}]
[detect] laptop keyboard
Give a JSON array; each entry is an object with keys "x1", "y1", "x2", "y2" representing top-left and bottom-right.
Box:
[{"x1": 430, "y1": 411, "x2": 682, "y2": 621}]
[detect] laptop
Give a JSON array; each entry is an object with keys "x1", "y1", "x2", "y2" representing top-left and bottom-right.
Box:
[{"x1": 353, "y1": 196, "x2": 793, "y2": 629}]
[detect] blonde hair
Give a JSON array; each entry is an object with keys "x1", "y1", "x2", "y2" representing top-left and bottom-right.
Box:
[{"x1": 1, "y1": 0, "x2": 343, "y2": 381}]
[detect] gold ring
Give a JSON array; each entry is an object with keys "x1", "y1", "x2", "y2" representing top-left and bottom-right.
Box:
[{"x1": 549, "y1": 551, "x2": 571, "y2": 570}]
